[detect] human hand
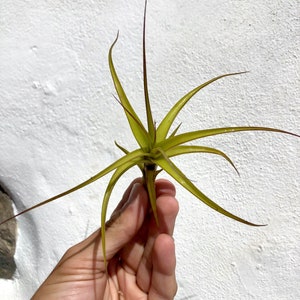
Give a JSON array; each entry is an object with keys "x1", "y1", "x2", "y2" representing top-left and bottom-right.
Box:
[{"x1": 32, "y1": 178, "x2": 178, "y2": 299}]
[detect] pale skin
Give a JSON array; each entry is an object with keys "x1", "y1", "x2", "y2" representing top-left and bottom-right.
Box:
[{"x1": 32, "y1": 178, "x2": 179, "y2": 300}]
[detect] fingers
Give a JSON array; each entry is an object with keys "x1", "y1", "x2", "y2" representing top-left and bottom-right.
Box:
[
  {"x1": 136, "y1": 188, "x2": 178, "y2": 291},
  {"x1": 155, "y1": 178, "x2": 176, "y2": 198},
  {"x1": 149, "y1": 234, "x2": 177, "y2": 299},
  {"x1": 104, "y1": 178, "x2": 177, "y2": 264},
  {"x1": 150, "y1": 190, "x2": 179, "y2": 236}
]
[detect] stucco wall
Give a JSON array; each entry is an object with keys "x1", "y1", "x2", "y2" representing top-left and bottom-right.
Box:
[{"x1": 0, "y1": 0, "x2": 299, "y2": 299}]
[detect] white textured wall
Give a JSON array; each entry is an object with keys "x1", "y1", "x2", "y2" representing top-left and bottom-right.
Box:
[{"x1": 0, "y1": 0, "x2": 299, "y2": 299}]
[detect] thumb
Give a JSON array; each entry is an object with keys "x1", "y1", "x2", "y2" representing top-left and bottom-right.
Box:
[{"x1": 104, "y1": 182, "x2": 149, "y2": 260}]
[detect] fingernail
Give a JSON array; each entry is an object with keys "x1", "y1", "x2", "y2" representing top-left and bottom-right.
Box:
[
  {"x1": 127, "y1": 182, "x2": 141, "y2": 204},
  {"x1": 110, "y1": 183, "x2": 142, "y2": 221}
]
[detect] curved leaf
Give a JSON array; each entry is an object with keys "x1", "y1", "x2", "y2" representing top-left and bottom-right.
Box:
[
  {"x1": 154, "y1": 154, "x2": 263, "y2": 226},
  {"x1": 156, "y1": 72, "x2": 247, "y2": 142},
  {"x1": 109, "y1": 34, "x2": 149, "y2": 149},
  {"x1": 0, "y1": 148, "x2": 146, "y2": 225},
  {"x1": 158, "y1": 126, "x2": 300, "y2": 151},
  {"x1": 115, "y1": 141, "x2": 144, "y2": 172},
  {"x1": 165, "y1": 145, "x2": 239, "y2": 174}
]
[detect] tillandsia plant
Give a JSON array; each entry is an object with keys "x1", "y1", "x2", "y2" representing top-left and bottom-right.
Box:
[{"x1": 0, "y1": 0, "x2": 299, "y2": 265}]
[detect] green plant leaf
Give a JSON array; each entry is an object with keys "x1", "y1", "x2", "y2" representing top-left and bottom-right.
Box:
[
  {"x1": 154, "y1": 154, "x2": 262, "y2": 226},
  {"x1": 115, "y1": 141, "x2": 130, "y2": 154},
  {"x1": 156, "y1": 72, "x2": 247, "y2": 142},
  {"x1": 115, "y1": 141, "x2": 144, "y2": 172},
  {"x1": 142, "y1": 0, "x2": 155, "y2": 143},
  {"x1": 158, "y1": 126, "x2": 300, "y2": 151},
  {"x1": 144, "y1": 167, "x2": 159, "y2": 224},
  {"x1": 169, "y1": 123, "x2": 182, "y2": 138},
  {"x1": 109, "y1": 34, "x2": 149, "y2": 149},
  {"x1": 165, "y1": 145, "x2": 239, "y2": 174},
  {"x1": 0, "y1": 148, "x2": 146, "y2": 225}
]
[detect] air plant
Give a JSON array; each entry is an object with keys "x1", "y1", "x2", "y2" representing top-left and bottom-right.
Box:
[{"x1": 1, "y1": 0, "x2": 299, "y2": 266}]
